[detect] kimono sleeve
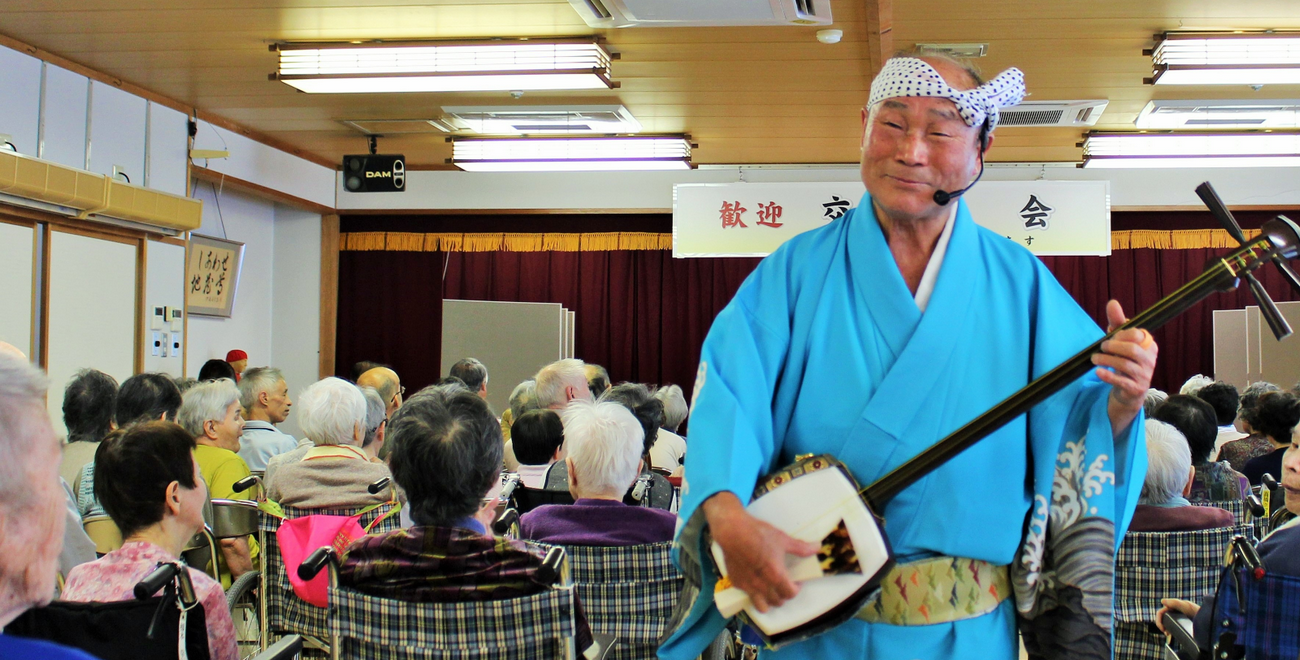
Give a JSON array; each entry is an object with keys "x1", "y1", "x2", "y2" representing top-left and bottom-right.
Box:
[{"x1": 661, "y1": 263, "x2": 794, "y2": 660}]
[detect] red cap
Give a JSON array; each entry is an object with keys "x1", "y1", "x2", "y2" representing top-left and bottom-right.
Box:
[{"x1": 225, "y1": 349, "x2": 248, "y2": 362}]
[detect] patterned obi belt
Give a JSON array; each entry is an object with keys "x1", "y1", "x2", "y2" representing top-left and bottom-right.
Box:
[{"x1": 856, "y1": 555, "x2": 1010, "y2": 626}]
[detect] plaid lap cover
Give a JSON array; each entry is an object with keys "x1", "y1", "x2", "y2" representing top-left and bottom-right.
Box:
[
  {"x1": 329, "y1": 583, "x2": 578, "y2": 660},
  {"x1": 555, "y1": 542, "x2": 684, "y2": 660},
  {"x1": 1113, "y1": 524, "x2": 1251, "y2": 660},
  {"x1": 260, "y1": 504, "x2": 401, "y2": 644},
  {"x1": 1212, "y1": 568, "x2": 1300, "y2": 660}
]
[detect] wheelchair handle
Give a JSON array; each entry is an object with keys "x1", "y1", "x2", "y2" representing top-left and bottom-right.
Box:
[
  {"x1": 298, "y1": 547, "x2": 336, "y2": 581},
  {"x1": 536, "y1": 546, "x2": 566, "y2": 586},
  {"x1": 134, "y1": 562, "x2": 179, "y2": 600},
  {"x1": 1161, "y1": 611, "x2": 1200, "y2": 660},
  {"x1": 492, "y1": 508, "x2": 520, "y2": 536},
  {"x1": 232, "y1": 475, "x2": 260, "y2": 494},
  {"x1": 1229, "y1": 535, "x2": 1263, "y2": 572},
  {"x1": 1246, "y1": 493, "x2": 1266, "y2": 519},
  {"x1": 1263, "y1": 474, "x2": 1279, "y2": 491},
  {"x1": 368, "y1": 477, "x2": 391, "y2": 495},
  {"x1": 499, "y1": 473, "x2": 521, "y2": 501}
]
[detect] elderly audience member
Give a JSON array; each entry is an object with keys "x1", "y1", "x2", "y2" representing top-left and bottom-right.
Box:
[
  {"x1": 650, "y1": 385, "x2": 689, "y2": 473},
  {"x1": 1194, "y1": 381, "x2": 1246, "y2": 459},
  {"x1": 512, "y1": 410, "x2": 565, "y2": 488},
  {"x1": 604, "y1": 382, "x2": 685, "y2": 474},
  {"x1": 1129, "y1": 420, "x2": 1234, "y2": 532},
  {"x1": 236, "y1": 366, "x2": 297, "y2": 472},
  {"x1": 264, "y1": 378, "x2": 390, "y2": 509},
  {"x1": 197, "y1": 359, "x2": 237, "y2": 382},
  {"x1": 1219, "y1": 381, "x2": 1283, "y2": 472},
  {"x1": 357, "y1": 366, "x2": 403, "y2": 417},
  {"x1": 585, "y1": 363, "x2": 611, "y2": 401},
  {"x1": 501, "y1": 379, "x2": 539, "y2": 470},
  {"x1": 522, "y1": 401, "x2": 676, "y2": 546},
  {"x1": 0, "y1": 350, "x2": 96, "y2": 659},
  {"x1": 59, "y1": 369, "x2": 118, "y2": 486},
  {"x1": 225, "y1": 349, "x2": 248, "y2": 381},
  {"x1": 1143, "y1": 388, "x2": 1169, "y2": 417},
  {"x1": 450, "y1": 358, "x2": 489, "y2": 400},
  {"x1": 1153, "y1": 395, "x2": 1248, "y2": 501},
  {"x1": 1179, "y1": 374, "x2": 1214, "y2": 396},
  {"x1": 536, "y1": 359, "x2": 592, "y2": 411},
  {"x1": 1241, "y1": 391, "x2": 1300, "y2": 485},
  {"x1": 338, "y1": 390, "x2": 592, "y2": 648},
  {"x1": 655, "y1": 384, "x2": 688, "y2": 434},
  {"x1": 78, "y1": 373, "x2": 183, "y2": 519},
  {"x1": 61, "y1": 422, "x2": 238, "y2": 660},
  {"x1": 359, "y1": 386, "x2": 388, "y2": 461},
  {"x1": 1157, "y1": 417, "x2": 1300, "y2": 644}
]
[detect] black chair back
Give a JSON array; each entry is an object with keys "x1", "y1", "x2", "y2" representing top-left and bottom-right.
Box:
[
  {"x1": 6, "y1": 597, "x2": 210, "y2": 660},
  {"x1": 514, "y1": 486, "x2": 576, "y2": 513}
]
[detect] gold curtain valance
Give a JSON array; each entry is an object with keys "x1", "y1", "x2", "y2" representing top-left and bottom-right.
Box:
[
  {"x1": 341, "y1": 231, "x2": 674, "y2": 252},
  {"x1": 340, "y1": 229, "x2": 1261, "y2": 253}
]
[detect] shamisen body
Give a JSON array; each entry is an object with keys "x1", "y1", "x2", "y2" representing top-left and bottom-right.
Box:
[{"x1": 659, "y1": 54, "x2": 1155, "y2": 660}]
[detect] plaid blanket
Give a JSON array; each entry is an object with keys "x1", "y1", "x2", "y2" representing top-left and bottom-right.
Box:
[
  {"x1": 1212, "y1": 567, "x2": 1300, "y2": 660},
  {"x1": 260, "y1": 503, "x2": 401, "y2": 644},
  {"x1": 1114, "y1": 524, "x2": 1251, "y2": 660},
  {"x1": 552, "y1": 542, "x2": 683, "y2": 660}
]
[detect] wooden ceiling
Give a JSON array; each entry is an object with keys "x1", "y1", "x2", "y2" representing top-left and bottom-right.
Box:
[{"x1": 2, "y1": 0, "x2": 1300, "y2": 168}]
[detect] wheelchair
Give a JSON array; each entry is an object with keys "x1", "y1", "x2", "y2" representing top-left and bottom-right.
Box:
[
  {"x1": 1163, "y1": 535, "x2": 1300, "y2": 660},
  {"x1": 179, "y1": 478, "x2": 265, "y2": 657},
  {"x1": 297, "y1": 542, "x2": 588, "y2": 660},
  {"x1": 6, "y1": 560, "x2": 303, "y2": 660}
]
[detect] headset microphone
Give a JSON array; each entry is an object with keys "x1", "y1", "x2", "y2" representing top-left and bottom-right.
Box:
[{"x1": 934, "y1": 121, "x2": 991, "y2": 207}]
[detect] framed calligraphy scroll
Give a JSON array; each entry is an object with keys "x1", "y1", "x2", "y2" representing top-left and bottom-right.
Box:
[{"x1": 185, "y1": 233, "x2": 245, "y2": 317}]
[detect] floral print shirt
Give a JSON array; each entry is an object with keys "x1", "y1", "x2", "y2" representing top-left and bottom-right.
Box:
[{"x1": 61, "y1": 541, "x2": 238, "y2": 660}]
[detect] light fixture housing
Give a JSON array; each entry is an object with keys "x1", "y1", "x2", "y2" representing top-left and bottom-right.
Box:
[
  {"x1": 271, "y1": 39, "x2": 616, "y2": 93},
  {"x1": 1136, "y1": 99, "x2": 1300, "y2": 129},
  {"x1": 450, "y1": 136, "x2": 693, "y2": 171},
  {"x1": 1147, "y1": 31, "x2": 1300, "y2": 85},
  {"x1": 1082, "y1": 131, "x2": 1300, "y2": 168}
]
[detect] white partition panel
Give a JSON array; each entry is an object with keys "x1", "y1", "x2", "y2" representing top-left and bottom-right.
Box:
[
  {"x1": 0, "y1": 46, "x2": 43, "y2": 156},
  {"x1": 88, "y1": 81, "x2": 147, "y2": 184},
  {"x1": 40, "y1": 64, "x2": 90, "y2": 170},
  {"x1": 0, "y1": 222, "x2": 35, "y2": 356},
  {"x1": 442, "y1": 300, "x2": 565, "y2": 417},
  {"x1": 143, "y1": 240, "x2": 185, "y2": 376},
  {"x1": 1212, "y1": 309, "x2": 1248, "y2": 389},
  {"x1": 47, "y1": 230, "x2": 137, "y2": 436},
  {"x1": 147, "y1": 102, "x2": 190, "y2": 196}
]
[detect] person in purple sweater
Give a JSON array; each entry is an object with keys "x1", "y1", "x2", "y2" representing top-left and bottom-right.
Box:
[{"x1": 521, "y1": 400, "x2": 676, "y2": 546}]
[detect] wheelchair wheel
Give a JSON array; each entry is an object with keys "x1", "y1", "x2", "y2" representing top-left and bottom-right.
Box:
[
  {"x1": 700, "y1": 628, "x2": 735, "y2": 660},
  {"x1": 226, "y1": 569, "x2": 262, "y2": 658}
]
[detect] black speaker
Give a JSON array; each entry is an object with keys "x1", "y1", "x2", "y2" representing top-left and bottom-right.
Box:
[{"x1": 342, "y1": 154, "x2": 406, "y2": 193}]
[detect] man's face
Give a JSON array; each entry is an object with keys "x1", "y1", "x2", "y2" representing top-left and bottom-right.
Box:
[
  {"x1": 3, "y1": 406, "x2": 65, "y2": 616},
  {"x1": 230, "y1": 359, "x2": 247, "y2": 375},
  {"x1": 264, "y1": 379, "x2": 292, "y2": 424},
  {"x1": 860, "y1": 61, "x2": 983, "y2": 224},
  {"x1": 212, "y1": 400, "x2": 245, "y2": 452},
  {"x1": 388, "y1": 380, "x2": 403, "y2": 417}
]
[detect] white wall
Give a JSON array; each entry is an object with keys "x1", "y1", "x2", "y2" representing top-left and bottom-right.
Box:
[
  {"x1": 270, "y1": 204, "x2": 321, "y2": 440},
  {"x1": 143, "y1": 239, "x2": 186, "y2": 376},
  {"x1": 192, "y1": 120, "x2": 335, "y2": 210},
  {"x1": 337, "y1": 165, "x2": 1300, "y2": 212}
]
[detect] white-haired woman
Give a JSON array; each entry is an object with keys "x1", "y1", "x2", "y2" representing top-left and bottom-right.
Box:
[
  {"x1": 264, "y1": 377, "x2": 390, "y2": 509},
  {"x1": 1128, "y1": 419, "x2": 1234, "y2": 533},
  {"x1": 177, "y1": 378, "x2": 253, "y2": 582},
  {"x1": 520, "y1": 400, "x2": 676, "y2": 546}
]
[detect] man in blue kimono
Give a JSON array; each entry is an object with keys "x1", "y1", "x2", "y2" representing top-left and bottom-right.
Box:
[{"x1": 660, "y1": 55, "x2": 1155, "y2": 660}]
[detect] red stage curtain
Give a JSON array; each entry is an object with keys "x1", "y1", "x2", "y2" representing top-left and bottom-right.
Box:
[{"x1": 335, "y1": 245, "x2": 1300, "y2": 402}]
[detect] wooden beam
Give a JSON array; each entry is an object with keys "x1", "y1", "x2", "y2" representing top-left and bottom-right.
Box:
[
  {"x1": 319, "y1": 214, "x2": 340, "y2": 380},
  {"x1": 864, "y1": 0, "x2": 894, "y2": 77}
]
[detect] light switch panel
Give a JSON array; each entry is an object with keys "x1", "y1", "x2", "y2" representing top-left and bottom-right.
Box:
[
  {"x1": 171, "y1": 332, "x2": 182, "y2": 356},
  {"x1": 151, "y1": 330, "x2": 162, "y2": 356},
  {"x1": 159, "y1": 331, "x2": 170, "y2": 357},
  {"x1": 167, "y1": 306, "x2": 183, "y2": 331},
  {"x1": 151, "y1": 306, "x2": 165, "y2": 331}
]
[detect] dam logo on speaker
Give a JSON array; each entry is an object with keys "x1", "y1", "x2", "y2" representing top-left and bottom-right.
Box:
[{"x1": 343, "y1": 155, "x2": 405, "y2": 193}]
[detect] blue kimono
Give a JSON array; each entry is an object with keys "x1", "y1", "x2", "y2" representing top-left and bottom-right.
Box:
[{"x1": 661, "y1": 193, "x2": 1146, "y2": 660}]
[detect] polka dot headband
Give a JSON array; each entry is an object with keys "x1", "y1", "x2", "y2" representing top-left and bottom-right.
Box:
[{"x1": 868, "y1": 57, "x2": 1025, "y2": 131}]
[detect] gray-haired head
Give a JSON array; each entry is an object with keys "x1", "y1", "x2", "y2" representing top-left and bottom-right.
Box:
[
  {"x1": 654, "y1": 384, "x2": 688, "y2": 433},
  {"x1": 0, "y1": 352, "x2": 51, "y2": 510},
  {"x1": 388, "y1": 391, "x2": 502, "y2": 526},
  {"x1": 1240, "y1": 381, "x2": 1281, "y2": 424},
  {"x1": 360, "y1": 386, "x2": 387, "y2": 448},
  {"x1": 238, "y1": 367, "x2": 284, "y2": 410},
  {"x1": 1179, "y1": 374, "x2": 1214, "y2": 397},
  {"x1": 297, "y1": 377, "x2": 367, "y2": 447},
  {"x1": 177, "y1": 379, "x2": 240, "y2": 439},
  {"x1": 535, "y1": 359, "x2": 590, "y2": 409},
  {"x1": 562, "y1": 400, "x2": 644, "y2": 498},
  {"x1": 449, "y1": 358, "x2": 488, "y2": 394},
  {"x1": 1140, "y1": 419, "x2": 1193, "y2": 505},
  {"x1": 509, "y1": 380, "x2": 539, "y2": 422},
  {"x1": 1143, "y1": 388, "x2": 1169, "y2": 418}
]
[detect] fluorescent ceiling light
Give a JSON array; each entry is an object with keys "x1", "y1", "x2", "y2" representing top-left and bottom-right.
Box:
[
  {"x1": 1149, "y1": 32, "x2": 1300, "y2": 85},
  {"x1": 1082, "y1": 132, "x2": 1300, "y2": 167},
  {"x1": 451, "y1": 136, "x2": 692, "y2": 171},
  {"x1": 272, "y1": 40, "x2": 614, "y2": 93},
  {"x1": 439, "y1": 104, "x2": 642, "y2": 135},
  {"x1": 1136, "y1": 99, "x2": 1300, "y2": 129}
]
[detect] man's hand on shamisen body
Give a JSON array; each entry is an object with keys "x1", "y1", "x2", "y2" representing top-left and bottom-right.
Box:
[{"x1": 702, "y1": 491, "x2": 819, "y2": 612}]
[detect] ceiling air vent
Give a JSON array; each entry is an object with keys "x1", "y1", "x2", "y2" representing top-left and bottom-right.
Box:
[
  {"x1": 439, "y1": 105, "x2": 642, "y2": 135},
  {"x1": 566, "y1": 0, "x2": 831, "y2": 27},
  {"x1": 997, "y1": 100, "x2": 1108, "y2": 127},
  {"x1": 1136, "y1": 99, "x2": 1300, "y2": 129}
]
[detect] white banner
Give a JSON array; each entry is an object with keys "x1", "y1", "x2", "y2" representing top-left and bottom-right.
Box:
[{"x1": 672, "y1": 180, "x2": 1111, "y2": 258}]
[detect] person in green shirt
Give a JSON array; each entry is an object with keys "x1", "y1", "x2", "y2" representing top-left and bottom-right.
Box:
[{"x1": 178, "y1": 378, "x2": 254, "y2": 585}]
